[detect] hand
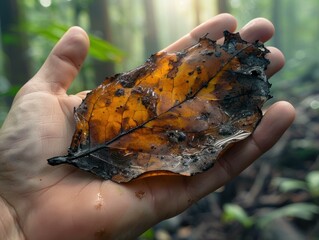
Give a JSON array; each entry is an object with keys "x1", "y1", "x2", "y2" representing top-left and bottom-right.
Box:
[{"x1": 0, "y1": 13, "x2": 295, "y2": 240}]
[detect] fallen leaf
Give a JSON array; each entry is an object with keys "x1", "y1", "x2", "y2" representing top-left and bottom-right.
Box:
[{"x1": 48, "y1": 31, "x2": 271, "y2": 183}]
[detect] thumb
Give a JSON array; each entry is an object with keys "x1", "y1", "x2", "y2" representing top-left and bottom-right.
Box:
[{"x1": 33, "y1": 26, "x2": 89, "y2": 94}]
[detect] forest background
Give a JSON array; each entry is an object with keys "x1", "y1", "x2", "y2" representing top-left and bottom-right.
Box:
[{"x1": 1, "y1": 0, "x2": 319, "y2": 239}]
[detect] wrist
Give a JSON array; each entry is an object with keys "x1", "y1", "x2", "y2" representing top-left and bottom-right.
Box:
[{"x1": 0, "y1": 197, "x2": 25, "y2": 240}]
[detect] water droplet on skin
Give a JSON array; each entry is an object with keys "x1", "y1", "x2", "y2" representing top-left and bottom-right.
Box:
[{"x1": 95, "y1": 192, "x2": 104, "y2": 210}]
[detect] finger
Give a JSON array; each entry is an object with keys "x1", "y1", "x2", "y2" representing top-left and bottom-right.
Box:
[
  {"x1": 239, "y1": 18, "x2": 275, "y2": 43},
  {"x1": 34, "y1": 27, "x2": 89, "y2": 94},
  {"x1": 265, "y1": 47, "x2": 285, "y2": 77},
  {"x1": 162, "y1": 13, "x2": 237, "y2": 52},
  {"x1": 186, "y1": 101, "x2": 295, "y2": 199}
]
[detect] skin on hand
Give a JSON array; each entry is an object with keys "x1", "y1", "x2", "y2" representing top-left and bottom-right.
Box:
[{"x1": 0, "y1": 13, "x2": 295, "y2": 240}]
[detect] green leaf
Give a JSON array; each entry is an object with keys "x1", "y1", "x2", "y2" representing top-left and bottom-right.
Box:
[
  {"x1": 2, "y1": 33, "x2": 20, "y2": 45},
  {"x1": 272, "y1": 177, "x2": 307, "y2": 192},
  {"x1": 88, "y1": 34, "x2": 124, "y2": 62},
  {"x1": 258, "y1": 203, "x2": 319, "y2": 228},
  {"x1": 138, "y1": 228, "x2": 154, "y2": 240},
  {"x1": 24, "y1": 22, "x2": 67, "y2": 42},
  {"x1": 306, "y1": 171, "x2": 319, "y2": 197},
  {"x1": 222, "y1": 203, "x2": 254, "y2": 228},
  {"x1": 0, "y1": 85, "x2": 21, "y2": 97},
  {"x1": 23, "y1": 22, "x2": 124, "y2": 62}
]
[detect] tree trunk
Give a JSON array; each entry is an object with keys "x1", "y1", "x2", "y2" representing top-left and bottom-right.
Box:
[
  {"x1": 0, "y1": 0, "x2": 31, "y2": 103},
  {"x1": 89, "y1": 0, "x2": 115, "y2": 85},
  {"x1": 143, "y1": 0, "x2": 159, "y2": 58}
]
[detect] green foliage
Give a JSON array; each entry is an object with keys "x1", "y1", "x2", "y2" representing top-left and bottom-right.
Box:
[
  {"x1": 257, "y1": 203, "x2": 319, "y2": 228},
  {"x1": 222, "y1": 202, "x2": 319, "y2": 230},
  {"x1": 272, "y1": 177, "x2": 308, "y2": 193},
  {"x1": 273, "y1": 171, "x2": 319, "y2": 197},
  {"x1": 138, "y1": 228, "x2": 155, "y2": 240},
  {"x1": 306, "y1": 171, "x2": 319, "y2": 197},
  {"x1": 89, "y1": 35, "x2": 124, "y2": 62},
  {"x1": 222, "y1": 203, "x2": 254, "y2": 228},
  {"x1": 0, "y1": 85, "x2": 21, "y2": 97},
  {"x1": 224, "y1": 171, "x2": 319, "y2": 230},
  {"x1": 24, "y1": 23, "x2": 124, "y2": 62}
]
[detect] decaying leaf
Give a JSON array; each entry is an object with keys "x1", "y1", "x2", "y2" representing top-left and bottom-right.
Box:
[{"x1": 48, "y1": 31, "x2": 271, "y2": 183}]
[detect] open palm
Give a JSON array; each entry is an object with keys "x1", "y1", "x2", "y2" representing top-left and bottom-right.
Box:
[{"x1": 0, "y1": 14, "x2": 295, "y2": 240}]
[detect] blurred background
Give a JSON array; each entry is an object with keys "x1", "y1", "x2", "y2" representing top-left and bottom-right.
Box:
[{"x1": 0, "y1": 0, "x2": 319, "y2": 239}]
